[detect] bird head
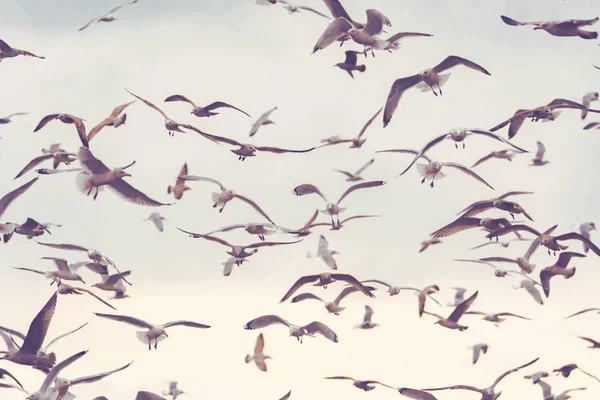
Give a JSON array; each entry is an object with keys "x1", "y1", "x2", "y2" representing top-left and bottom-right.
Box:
[
  {"x1": 115, "y1": 170, "x2": 132, "y2": 179},
  {"x1": 77, "y1": 275, "x2": 86, "y2": 285},
  {"x1": 161, "y1": 329, "x2": 169, "y2": 338}
]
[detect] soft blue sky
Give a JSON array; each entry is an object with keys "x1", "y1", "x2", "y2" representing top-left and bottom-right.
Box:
[{"x1": 1, "y1": 0, "x2": 600, "y2": 399}]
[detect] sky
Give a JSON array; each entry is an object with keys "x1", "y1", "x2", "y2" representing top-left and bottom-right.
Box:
[{"x1": 1, "y1": 0, "x2": 600, "y2": 399}]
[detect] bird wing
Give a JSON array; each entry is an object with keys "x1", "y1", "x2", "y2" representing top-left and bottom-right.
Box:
[
  {"x1": 555, "y1": 251, "x2": 586, "y2": 268},
  {"x1": 104, "y1": 270, "x2": 131, "y2": 286},
  {"x1": 40, "y1": 350, "x2": 88, "y2": 393},
  {"x1": 339, "y1": 215, "x2": 380, "y2": 225},
  {"x1": 470, "y1": 153, "x2": 495, "y2": 168},
  {"x1": 584, "y1": 122, "x2": 600, "y2": 129},
  {"x1": 109, "y1": 100, "x2": 135, "y2": 117},
  {"x1": 459, "y1": 201, "x2": 495, "y2": 218},
  {"x1": 205, "y1": 101, "x2": 251, "y2": 117},
  {"x1": 491, "y1": 357, "x2": 540, "y2": 389},
  {"x1": 164, "y1": 94, "x2": 196, "y2": 107},
  {"x1": 45, "y1": 323, "x2": 89, "y2": 350},
  {"x1": 245, "y1": 239, "x2": 303, "y2": 249},
  {"x1": 40, "y1": 257, "x2": 69, "y2": 272},
  {"x1": 14, "y1": 155, "x2": 54, "y2": 179},
  {"x1": 468, "y1": 129, "x2": 529, "y2": 152},
  {"x1": 420, "y1": 385, "x2": 481, "y2": 393},
  {"x1": 303, "y1": 321, "x2": 338, "y2": 342},
  {"x1": 233, "y1": 194, "x2": 276, "y2": 224},
  {"x1": 205, "y1": 224, "x2": 246, "y2": 235},
  {"x1": 496, "y1": 312, "x2": 530, "y2": 320},
  {"x1": 448, "y1": 291, "x2": 478, "y2": 322},
  {"x1": 357, "y1": 107, "x2": 382, "y2": 139},
  {"x1": 536, "y1": 380, "x2": 553, "y2": 399},
  {"x1": 322, "y1": 0, "x2": 354, "y2": 21},
  {"x1": 279, "y1": 275, "x2": 319, "y2": 303},
  {"x1": 77, "y1": 147, "x2": 110, "y2": 174},
  {"x1": 70, "y1": 361, "x2": 132, "y2": 385},
  {"x1": 325, "y1": 376, "x2": 354, "y2": 381},
  {"x1": 135, "y1": 391, "x2": 168, "y2": 400},
  {"x1": 336, "y1": 180, "x2": 385, "y2": 205},
  {"x1": 385, "y1": 31, "x2": 433, "y2": 43},
  {"x1": 254, "y1": 145, "x2": 316, "y2": 154},
  {"x1": 568, "y1": 17, "x2": 599, "y2": 27},
  {"x1": 343, "y1": 50, "x2": 358, "y2": 65},
  {"x1": 383, "y1": 74, "x2": 422, "y2": 127},
  {"x1": 399, "y1": 134, "x2": 450, "y2": 175},
  {"x1": 278, "y1": 390, "x2": 292, "y2": 400},
  {"x1": 534, "y1": 141, "x2": 546, "y2": 160},
  {"x1": 124, "y1": 88, "x2": 168, "y2": 119},
  {"x1": 177, "y1": 229, "x2": 234, "y2": 248},
  {"x1": 354, "y1": 158, "x2": 375, "y2": 176},
  {"x1": 35, "y1": 241, "x2": 88, "y2": 252},
  {"x1": 565, "y1": 308, "x2": 600, "y2": 319},
  {"x1": 253, "y1": 332, "x2": 265, "y2": 354},
  {"x1": 333, "y1": 285, "x2": 372, "y2": 305},
  {"x1": 179, "y1": 175, "x2": 226, "y2": 191},
  {"x1": 178, "y1": 124, "x2": 236, "y2": 146},
  {"x1": 108, "y1": 180, "x2": 170, "y2": 207},
  {"x1": 485, "y1": 224, "x2": 542, "y2": 240},
  {"x1": 70, "y1": 287, "x2": 116, "y2": 310},
  {"x1": 249, "y1": 107, "x2": 277, "y2": 137},
  {"x1": 0, "y1": 177, "x2": 38, "y2": 220},
  {"x1": 441, "y1": 162, "x2": 494, "y2": 189},
  {"x1": 578, "y1": 369, "x2": 600, "y2": 383},
  {"x1": 432, "y1": 55, "x2": 490, "y2": 75},
  {"x1": 297, "y1": 6, "x2": 331, "y2": 19},
  {"x1": 244, "y1": 315, "x2": 291, "y2": 329},
  {"x1": 430, "y1": 217, "x2": 482, "y2": 238},
  {"x1": 500, "y1": 15, "x2": 544, "y2": 26},
  {"x1": 0, "y1": 329, "x2": 20, "y2": 353},
  {"x1": 163, "y1": 321, "x2": 211, "y2": 329},
  {"x1": 293, "y1": 184, "x2": 328, "y2": 203},
  {"x1": 33, "y1": 115, "x2": 59, "y2": 134},
  {"x1": 479, "y1": 256, "x2": 519, "y2": 265},
  {"x1": 20, "y1": 292, "x2": 57, "y2": 355},
  {"x1": 489, "y1": 108, "x2": 533, "y2": 135},
  {"x1": 554, "y1": 232, "x2": 600, "y2": 256},
  {"x1": 291, "y1": 292, "x2": 325, "y2": 303},
  {"x1": 0, "y1": 39, "x2": 15, "y2": 52},
  {"x1": 363, "y1": 9, "x2": 391, "y2": 36},
  {"x1": 333, "y1": 170, "x2": 355, "y2": 179},
  {"x1": 398, "y1": 388, "x2": 439, "y2": 400},
  {"x1": 94, "y1": 313, "x2": 154, "y2": 329}
]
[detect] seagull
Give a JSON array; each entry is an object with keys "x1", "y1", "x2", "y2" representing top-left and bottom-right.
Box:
[
  {"x1": 14, "y1": 151, "x2": 77, "y2": 180},
  {"x1": 420, "y1": 237, "x2": 442, "y2": 253},
  {"x1": 380, "y1": 31, "x2": 433, "y2": 52},
  {"x1": 0, "y1": 350, "x2": 89, "y2": 400},
  {"x1": 55, "y1": 280, "x2": 117, "y2": 310},
  {"x1": 553, "y1": 363, "x2": 600, "y2": 383},
  {"x1": 164, "y1": 94, "x2": 250, "y2": 118},
  {"x1": 423, "y1": 291, "x2": 478, "y2": 331},
  {"x1": 1, "y1": 218, "x2": 51, "y2": 243},
  {"x1": 319, "y1": 107, "x2": 382, "y2": 149},
  {"x1": 565, "y1": 307, "x2": 600, "y2": 319},
  {"x1": 457, "y1": 193, "x2": 534, "y2": 220},
  {"x1": 584, "y1": 121, "x2": 600, "y2": 130},
  {"x1": 0, "y1": 39, "x2": 44, "y2": 61},
  {"x1": 501, "y1": 15, "x2": 598, "y2": 39},
  {"x1": 34, "y1": 114, "x2": 89, "y2": 148},
  {"x1": 291, "y1": 285, "x2": 376, "y2": 315},
  {"x1": 163, "y1": 381, "x2": 184, "y2": 399},
  {"x1": 333, "y1": 158, "x2": 374, "y2": 182},
  {"x1": 471, "y1": 238, "x2": 531, "y2": 250},
  {"x1": 448, "y1": 287, "x2": 467, "y2": 307},
  {"x1": 431, "y1": 217, "x2": 517, "y2": 239},
  {"x1": 14, "y1": 256, "x2": 108, "y2": 284},
  {"x1": 312, "y1": 17, "x2": 355, "y2": 53},
  {"x1": 524, "y1": 371, "x2": 549, "y2": 384},
  {"x1": 249, "y1": 107, "x2": 277, "y2": 137},
  {"x1": 576, "y1": 336, "x2": 600, "y2": 349},
  {"x1": 536, "y1": 380, "x2": 586, "y2": 400},
  {"x1": 167, "y1": 163, "x2": 191, "y2": 200},
  {"x1": 307, "y1": 235, "x2": 339, "y2": 269},
  {"x1": 0, "y1": 293, "x2": 58, "y2": 373},
  {"x1": 470, "y1": 343, "x2": 489, "y2": 365},
  {"x1": 398, "y1": 388, "x2": 438, "y2": 400},
  {"x1": 87, "y1": 101, "x2": 136, "y2": 141},
  {"x1": 324, "y1": 376, "x2": 395, "y2": 391},
  {"x1": 91, "y1": 270, "x2": 132, "y2": 299},
  {"x1": 455, "y1": 258, "x2": 530, "y2": 277},
  {"x1": 206, "y1": 222, "x2": 300, "y2": 241},
  {"x1": 464, "y1": 311, "x2": 531, "y2": 326},
  {"x1": 36, "y1": 241, "x2": 131, "y2": 286},
  {"x1": 486, "y1": 224, "x2": 600, "y2": 257},
  {"x1": 41, "y1": 144, "x2": 65, "y2": 154},
  {"x1": 94, "y1": 313, "x2": 210, "y2": 350},
  {"x1": 144, "y1": 212, "x2": 166, "y2": 232},
  {"x1": 74, "y1": 146, "x2": 169, "y2": 206},
  {"x1": 181, "y1": 124, "x2": 314, "y2": 160},
  {"x1": 490, "y1": 99, "x2": 599, "y2": 139},
  {"x1": 512, "y1": 279, "x2": 544, "y2": 305},
  {"x1": 582, "y1": 92, "x2": 599, "y2": 119},
  {"x1": 334, "y1": 51, "x2": 366, "y2": 78},
  {"x1": 178, "y1": 175, "x2": 275, "y2": 222},
  {"x1": 125, "y1": 89, "x2": 185, "y2": 136},
  {"x1": 292, "y1": 180, "x2": 385, "y2": 227},
  {"x1": 471, "y1": 150, "x2": 518, "y2": 168},
  {"x1": 279, "y1": 272, "x2": 374, "y2": 302},
  {"x1": 378, "y1": 149, "x2": 493, "y2": 189},
  {"x1": 50, "y1": 361, "x2": 132, "y2": 400},
  {"x1": 397, "y1": 128, "x2": 527, "y2": 175},
  {"x1": 383, "y1": 56, "x2": 491, "y2": 127},
  {"x1": 0, "y1": 112, "x2": 27, "y2": 125},
  {"x1": 540, "y1": 252, "x2": 585, "y2": 297},
  {"x1": 422, "y1": 357, "x2": 539, "y2": 400},
  {"x1": 221, "y1": 257, "x2": 250, "y2": 277},
  {"x1": 78, "y1": 0, "x2": 138, "y2": 31},
  {"x1": 363, "y1": 281, "x2": 440, "y2": 315},
  {"x1": 243, "y1": 315, "x2": 338, "y2": 343},
  {"x1": 531, "y1": 141, "x2": 550, "y2": 166},
  {"x1": 178, "y1": 228, "x2": 302, "y2": 265},
  {"x1": 245, "y1": 333, "x2": 271, "y2": 372},
  {"x1": 355, "y1": 305, "x2": 379, "y2": 329},
  {"x1": 579, "y1": 222, "x2": 596, "y2": 253}
]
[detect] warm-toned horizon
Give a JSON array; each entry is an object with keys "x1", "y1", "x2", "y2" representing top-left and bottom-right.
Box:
[{"x1": 1, "y1": 0, "x2": 600, "y2": 399}]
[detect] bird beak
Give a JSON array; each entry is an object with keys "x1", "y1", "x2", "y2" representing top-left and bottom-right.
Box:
[
  {"x1": 123, "y1": 172, "x2": 132, "y2": 177},
  {"x1": 80, "y1": 278, "x2": 86, "y2": 284},
  {"x1": 163, "y1": 333, "x2": 169, "y2": 337}
]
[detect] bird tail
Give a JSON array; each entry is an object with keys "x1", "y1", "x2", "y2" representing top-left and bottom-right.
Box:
[
  {"x1": 358, "y1": 65, "x2": 366, "y2": 72},
  {"x1": 33, "y1": 352, "x2": 56, "y2": 373},
  {"x1": 211, "y1": 192, "x2": 221, "y2": 203},
  {"x1": 415, "y1": 163, "x2": 429, "y2": 177},
  {"x1": 245, "y1": 354, "x2": 252, "y2": 364},
  {"x1": 61, "y1": 392, "x2": 76, "y2": 400},
  {"x1": 564, "y1": 267, "x2": 576, "y2": 279},
  {"x1": 136, "y1": 331, "x2": 149, "y2": 345},
  {"x1": 579, "y1": 30, "x2": 598, "y2": 39},
  {"x1": 438, "y1": 73, "x2": 452, "y2": 88},
  {"x1": 75, "y1": 172, "x2": 98, "y2": 195}
]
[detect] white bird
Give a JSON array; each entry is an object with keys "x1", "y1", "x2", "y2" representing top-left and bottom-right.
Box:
[
  {"x1": 125, "y1": 88, "x2": 185, "y2": 136},
  {"x1": 531, "y1": 141, "x2": 550, "y2": 166},
  {"x1": 91, "y1": 270, "x2": 132, "y2": 299},
  {"x1": 163, "y1": 381, "x2": 184, "y2": 399},
  {"x1": 333, "y1": 158, "x2": 374, "y2": 182},
  {"x1": 78, "y1": 0, "x2": 139, "y2": 31},
  {"x1": 469, "y1": 343, "x2": 489, "y2": 365},
  {"x1": 221, "y1": 257, "x2": 249, "y2": 277},
  {"x1": 582, "y1": 92, "x2": 599, "y2": 119},
  {"x1": 540, "y1": 252, "x2": 585, "y2": 298},
  {"x1": 50, "y1": 361, "x2": 132, "y2": 400},
  {"x1": 579, "y1": 222, "x2": 596, "y2": 253},
  {"x1": 501, "y1": 15, "x2": 598, "y2": 40},
  {"x1": 355, "y1": 305, "x2": 379, "y2": 329},
  {"x1": 243, "y1": 315, "x2": 338, "y2": 344},
  {"x1": 206, "y1": 222, "x2": 301, "y2": 241},
  {"x1": 260, "y1": 0, "x2": 331, "y2": 19},
  {"x1": 167, "y1": 163, "x2": 191, "y2": 200},
  {"x1": 398, "y1": 388, "x2": 438, "y2": 400},
  {"x1": 423, "y1": 291, "x2": 478, "y2": 331},
  {"x1": 362, "y1": 281, "x2": 440, "y2": 316},
  {"x1": 307, "y1": 235, "x2": 339, "y2": 269},
  {"x1": 324, "y1": 375, "x2": 395, "y2": 391},
  {"x1": 14, "y1": 151, "x2": 77, "y2": 180},
  {"x1": 144, "y1": 213, "x2": 166, "y2": 232},
  {"x1": 94, "y1": 313, "x2": 211, "y2": 350},
  {"x1": 536, "y1": 380, "x2": 587, "y2": 400},
  {"x1": 291, "y1": 285, "x2": 375, "y2": 315},
  {"x1": 447, "y1": 287, "x2": 467, "y2": 307},
  {"x1": 249, "y1": 107, "x2": 277, "y2": 137},
  {"x1": 245, "y1": 333, "x2": 271, "y2": 372},
  {"x1": 512, "y1": 279, "x2": 544, "y2": 305},
  {"x1": 14, "y1": 257, "x2": 108, "y2": 284},
  {"x1": 464, "y1": 311, "x2": 531, "y2": 326},
  {"x1": 87, "y1": 101, "x2": 136, "y2": 141},
  {"x1": 524, "y1": 371, "x2": 549, "y2": 384}
]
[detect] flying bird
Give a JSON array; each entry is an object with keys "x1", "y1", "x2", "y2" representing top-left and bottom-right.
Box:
[
  {"x1": 383, "y1": 56, "x2": 490, "y2": 127},
  {"x1": 94, "y1": 313, "x2": 210, "y2": 350},
  {"x1": 307, "y1": 235, "x2": 339, "y2": 269},
  {"x1": 243, "y1": 315, "x2": 338, "y2": 343},
  {"x1": 583, "y1": 121, "x2": 600, "y2": 130},
  {"x1": 423, "y1": 291, "x2": 478, "y2": 331},
  {"x1": 279, "y1": 272, "x2": 374, "y2": 303},
  {"x1": 125, "y1": 88, "x2": 185, "y2": 136},
  {"x1": 536, "y1": 380, "x2": 586, "y2": 400},
  {"x1": 164, "y1": 94, "x2": 250, "y2": 118},
  {"x1": 398, "y1": 388, "x2": 438, "y2": 400},
  {"x1": 355, "y1": 305, "x2": 379, "y2": 329},
  {"x1": 249, "y1": 107, "x2": 277, "y2": 137},
  {"x1": 245, "y1": 333, "x2": 271, "y2": 372},
  {"x1": 524, "y1": 371, "x2": 549, "y2": 384},
  {"x1": 319, "y1": 107, "x2": 382, "y2": 149},
  {"x1": 78, "y1": 0, "x2": 139, "y2": 31},
  {"x1": 464, "y1": 311, "x2": 531, "y2": 326},
  {"x1": 334, "y1": 51, "x2": 366, "y2": 78},
  {"x1": 576, "y1": 336, "x2": 600, "y2": 349},
  {"x1": 34, "y1": 114, "x2": 89, "y2": 148},
  {"x1": 163, "y1": 382, "x2": 184, "y2": 399},
  {"x1": 14, "y1": 151, "x2": 77, "y2": 180},
  {"x1": 0, "y1": 39, "x2": 44, "y2": 61},
  {"x1": 540, "y1": 252, "x2": 585, "y2": 297},
  {"x1": 471, "y1": 150, "x2": 518, "y2": 168},
  {"x1": 457, "y1": 191, "x2": 533, "y2": 220},
  {"x1": 55, "y1": 280, "x2": 117, "y2": 310},
  {"x1": 258, "y1": 0, "x2": 331, "y2": 19},
  {"x1": 206, "y1": 222, "x2": 300, "y2": 241},
  {"x1": 431, "y1": 217, "x2": 517, "y2": 239},
  {"x1": 419, "y1": 237, "x2": 442, "y2": 253},
  {"x1": 49, "y1": 361, "x2": 132, "y2": 400},
  {"x1": 167, "y1": 163, "x2": 191, "y2": 200},
  {"x1": 87, "y1": 101, "x2": 135, "y2": 141},
  {"x1": 91, "y1": 270, "x2": 132, "y2": 299},
  {"x1": 144, "y1": 212, "x2": 166, "y2": 232},
  {"x1": 0, "y1": 112, "x2": 27, "y2": 125},
  {"x1": 470, "y1": 343, "x2": 489, "y2": 365},
  {"x1": 14, "y1": 256, "x2": 108, "y2": 284},
  {"x1": 378, "y1": 149, "x2": 493, "y2": 189},
  {"x1": 501, "y1": 15, "x2": 598, "y2": 39},
  {"x1": 553, "y1": 363, "x2": 600, "y2": 383},
  {"x1": 447, "y1": 287, "x2": 467, "y2": 307},
  {"x1": 333, "y1": 158, "x2": 374, "y2": 182},
  {"x1": 565, "y1": 307, "x2": 600, "y2": 319},
  {"x1": 324, "y1": 376, "x2": 395, "y2": 391},
  {"x1": 291, "y1": 285, "x2": 376, "y2": 315},
  {"x1": 1, "y1": 217, "x2": 52, "y2": 243},
  {"x1": 512, "y1": 279, "x2": 544, "y2": 305}
]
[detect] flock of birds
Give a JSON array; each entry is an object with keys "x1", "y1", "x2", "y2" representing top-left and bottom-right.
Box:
[{"x1": 1, "y1": 0, "x2": 600, "y2": 399}]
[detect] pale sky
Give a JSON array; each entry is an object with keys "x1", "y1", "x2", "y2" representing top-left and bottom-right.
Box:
[{"x1": 1, "y1": 0, "x2": 600, "y2": 399}]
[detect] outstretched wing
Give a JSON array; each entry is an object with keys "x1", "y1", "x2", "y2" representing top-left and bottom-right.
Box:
[
  {"x1": 94, "y1": 313, "x2": 154, "y2": 329},
  {"x1": 442, "y1": 162, "x2": 494, "y2": 189},
  {"x1": 21, "y1": 293, "x2": 57, "y2": 355},
  {"x1": 279, "y1": 275, "x2": 319, "y2": 303},
  {"x1": 383, "y1": 74, "x2": 422, "y2": 127},
  {"x1": 0, "y1": 177, "x2": 38, "y2": 220},
  {"x1": 432, "y1": 56, "x2": 490, "y2": 75},
  {"x1": 336, "y1": 180, "x2": 385, "y2": 205},
  {"x1": 71, "y1": 361, "x2": 133, "y2": 385}
]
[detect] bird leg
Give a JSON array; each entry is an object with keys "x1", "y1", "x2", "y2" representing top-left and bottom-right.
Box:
[
  {"x1": 430, "y1": 173, "x2": 437, "y2": 188},
  {"x1": 421, "y1": 176, "x2": 426, "y2": 184},
  {"x1": 148, "y1": 340, "x2": 151, "y2": 351},
  {"x1": 455, "y1": 142, "x2": 458, "y2": 149},
  {"x1": 259, "y1": 234, "x2": 265, "y2": 241},
  {"x1": 154, "y1": 338, "x2": 158, "y2": 349},
  {"x1": 438, "y1": 85, "x2": 443, "y2": 96},
  {"x1": 509, "y1": 212, "x2": 515, "y2": 219},
  {"x1": 93, "y1": 187, "x2": 100, "y2": 200},
  {"x1": 462, "y1": 142, "x2": 465, "y2": 149}
]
